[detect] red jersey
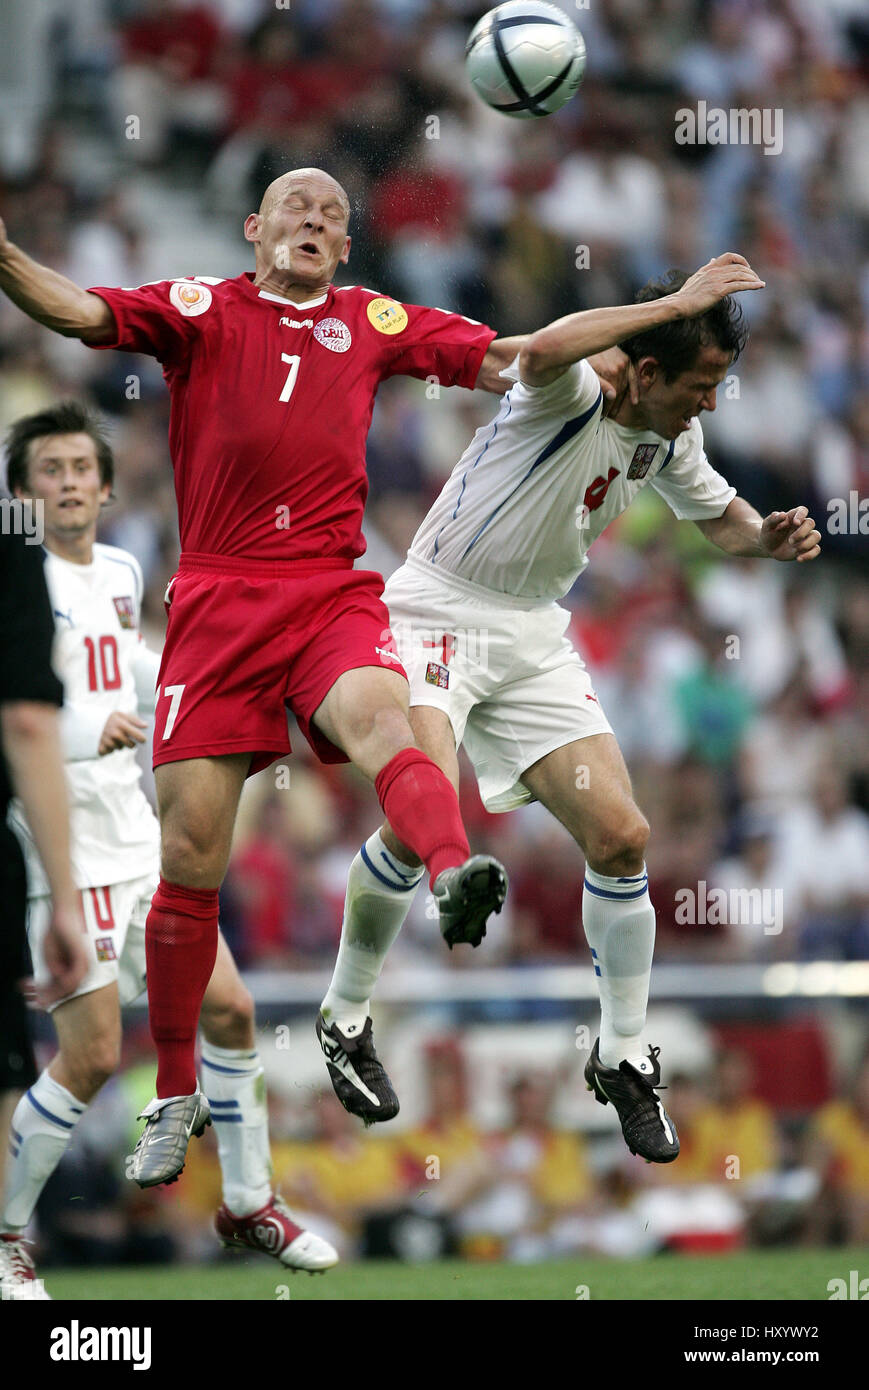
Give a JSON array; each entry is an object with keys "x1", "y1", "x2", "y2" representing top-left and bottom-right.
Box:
[{"x1": 86, "y1": 275, "x2": 496, "y2": 564}]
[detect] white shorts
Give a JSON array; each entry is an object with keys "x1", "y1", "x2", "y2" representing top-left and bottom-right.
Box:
[
  {"x1": 28, "y1": 872, "x2": 156, "y2": 1012},
  {"x1": 383, "y1": 555, "x2": 613, "y2": 813}
]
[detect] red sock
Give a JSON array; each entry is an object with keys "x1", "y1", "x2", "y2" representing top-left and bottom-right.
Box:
[
  {"x1": 375, "y1": 748, "x2": 470, "y2": 888},
  {"x1": 146, "y1": 878, "x2": 219, "y2": 1099}
]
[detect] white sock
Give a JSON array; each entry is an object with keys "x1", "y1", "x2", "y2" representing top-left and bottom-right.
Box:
[
  {"x1": 320, "y1": 829, "x2": 423, "y2": 1034},
  {"x1": 582, "y1": 864, "x2": 656, "y2": 1071},
  {"x1": 1, "y1": 1071, "x2": 86, "y2": 1232},
  {"x1": 200, "y1": 1040, "x2": 272, "y2": 1218}
]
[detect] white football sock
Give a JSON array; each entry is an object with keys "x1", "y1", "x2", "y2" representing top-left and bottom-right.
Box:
[
  {"x1": 1, "y1": 1071, "x2": 86, "y2": 1232},
  {"x1": 582, "y1": 864, "x2": 656, "y2": 1070},
  {"x1": 320, "y1": 829, "x2": 424, "y2": 1035},
  {"x1": 200, "y1": 1040, "x2": 272, "y2": 1218}
]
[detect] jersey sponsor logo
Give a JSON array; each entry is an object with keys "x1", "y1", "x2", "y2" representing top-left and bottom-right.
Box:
[
  {"x1": 280, "y1": 316, "x2": 314, "y2": 329},
  {"x1": 425, "y1": 661, "x2": 450, "y2": 690},
  {"x1": 584, "y1": 466, "x2": 620, "y2": 513},
  {"x1": 53, "y1": 607, "x2": 74, "y2": 628},
  {"x1": 313, "y1": 317, "x2": 352, "y2": 352},
  {"x1": 113, "y1": 595, "x2": 136, "y2": 629},
  {"x1": 94, "y1": 937, "x2": 117, "y2": 963},
  {"x1": 374, "y1": 645, "x2": 402, "y2": 665},
  {"x1": 627, "y1": 443, "x2": 659, "y2": 480},
  {"x1": 375, "y1": 629, "x2": 402, "y2": 665},
  {"x1": 169, "y1": 280, "x2": 213, "y2": 317},
  {"x1": 366, "y1": 297, "x2": 408, "y2": 335}
]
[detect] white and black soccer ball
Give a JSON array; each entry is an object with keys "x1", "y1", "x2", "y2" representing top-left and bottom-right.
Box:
[{"x1": 465, "y1": 1, "x2": 586, "y2": 119}]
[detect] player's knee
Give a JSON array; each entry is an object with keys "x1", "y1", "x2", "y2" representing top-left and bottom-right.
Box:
[
  {"x1": 160, "y1": 825, "x2": 223, "y2": 888},
  {"x1": 200, "y1": 982, "x2": 255, "y2": 1049},
  {"x1": 585, "y1": 810, "x2": 649, "y2": 877},
  {"x1": 352, "y1": 701, "x2": 413, "y2": 762}
]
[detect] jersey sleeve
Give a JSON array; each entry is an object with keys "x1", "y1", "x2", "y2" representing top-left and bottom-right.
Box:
[
  {"x1": 498, "y1": 355, "x2": 604, "y2": 420},
  {"x1": 85, "y1": 278, "x2": 215, "y2": 370},
  {"x1": 59, "y1": 704, "x2": 108, "y2": 761},
  {"x1": 382, "y1": 301, "x2": 497, "y2": 389},
  {"x1": 0, "y1": 531, "x2": 63, "y2": 709},
  {"x1": 650, "y1": 422, "x2": 737, "y2": 521},
  {"x1": 131, "y1": 641, "x2": 161, "y2": 716}
]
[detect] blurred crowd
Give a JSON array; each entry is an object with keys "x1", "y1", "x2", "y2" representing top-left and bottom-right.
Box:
[
  {"x1": 1, "y1": 0, "x2": 868, "y2": 975},
  {"x1": 28, "y1": 1033, "x2": 869, "y2": 1266}
]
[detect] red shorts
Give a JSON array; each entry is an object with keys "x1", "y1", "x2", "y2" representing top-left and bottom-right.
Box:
[{"x1": 152, "y1": 554, "x2": 407, "y2": 776}]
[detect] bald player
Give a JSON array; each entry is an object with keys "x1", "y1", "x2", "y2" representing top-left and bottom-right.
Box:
[{"x1": 0, "y1": 167, "x2": 532, "y2": 1190}]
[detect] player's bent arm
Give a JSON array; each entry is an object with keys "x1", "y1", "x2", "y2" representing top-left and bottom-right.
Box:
[
  {"x1": 521, "y1": 253, "x2": 765, "y2": 387},
  {"x1": 475, "y1": 335, "x2": 528, "y2": 393},
  {"x1": 0, "y1": 232, "x2": 116, "y2": 342},
  {"x1": 60, "y1": 703, "x2": 112, "y2": 761},
  {"x1": 0, "y1": 701, "x2": 78, "y2": 909},
  {"x1": 695, "y1": 498, "x2": 822, "y2": 563}
]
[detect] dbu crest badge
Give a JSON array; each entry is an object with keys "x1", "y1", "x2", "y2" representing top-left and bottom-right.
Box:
[{"x1": 627, "y1": 443, "x2": 659, "y2": 480}]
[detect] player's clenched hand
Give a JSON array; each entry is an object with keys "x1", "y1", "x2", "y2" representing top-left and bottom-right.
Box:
[
  {"x1": 761, "y1": 506, "x2": 822, "y2": 563},
  {"x1": 676, "y1": 253, "x2": 765, "y2": 317},
  {"x1": 99, "y1": 710, "x2": 148, "y2": 755},
  {"x1": 587, "y1": 346, "x2": 639, "y2": 415},
  {"x1": 36, "y1": 902, "x2": 88, "y2": 1007}
]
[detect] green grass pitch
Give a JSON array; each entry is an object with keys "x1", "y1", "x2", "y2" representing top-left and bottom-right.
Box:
[{"x1": 43, "y1": 1248, "x2": 866, "y2": 1301}]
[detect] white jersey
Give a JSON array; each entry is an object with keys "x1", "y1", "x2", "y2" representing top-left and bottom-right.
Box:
[
  {"x1": 8, "y1": 543, "x2": 161, "y2": 896},
  {"x1": 409, "y1": 358, "x2": 737, "y2": 601}
]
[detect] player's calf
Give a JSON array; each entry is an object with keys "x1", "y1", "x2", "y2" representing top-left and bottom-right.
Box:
[{"x1": 200, "y1": 979, "x2": 255, "y2": 1052}]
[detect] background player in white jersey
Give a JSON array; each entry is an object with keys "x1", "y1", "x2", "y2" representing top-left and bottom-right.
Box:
[
  {"x1": 317, "y1": 254, "x2": 822, "y2": 1162},
  {"x1": 0, "y1": 402, "x2": 336, "y2": 1298}
]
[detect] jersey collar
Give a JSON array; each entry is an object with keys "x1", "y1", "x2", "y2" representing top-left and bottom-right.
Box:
[{"x1": 239, "y1": 272, "x2": 330, "y2": 310}]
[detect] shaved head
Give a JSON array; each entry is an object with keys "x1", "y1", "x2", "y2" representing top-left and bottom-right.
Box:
[
  {"x1": 246, "y1": 166, "x2": 352, "y2": 299},
  {"x1": 259, "y1": 168, "x2": 350, "y2": 223}
]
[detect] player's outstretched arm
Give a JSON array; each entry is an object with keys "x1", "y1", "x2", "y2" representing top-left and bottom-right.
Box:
[
  {"x1": 0, "y1": 216, "x2": 116, "y2": 343},
  {"x1": 521, "y1": 253, "x2": 765, "y2": 388},
  {"x1": 695, "y1": 498, "x2": 822, "y2": 563}
]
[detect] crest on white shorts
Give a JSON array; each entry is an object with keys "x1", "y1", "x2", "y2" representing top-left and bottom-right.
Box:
[{"x1": 425, "y1": 661, "x2": 450, "y2": 689}]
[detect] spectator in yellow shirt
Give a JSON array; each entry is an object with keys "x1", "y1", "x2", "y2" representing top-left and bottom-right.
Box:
[
  {"x1": 692, "y1": 1049, "x2": 780, "y2": 1182},
  {"x1": 807, "y1": 1054, "x2": 869, "y2": 1242}
]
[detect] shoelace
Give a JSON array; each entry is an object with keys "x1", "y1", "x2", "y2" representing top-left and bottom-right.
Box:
[
  {"x1": 0, "y1": 1239, "x2": 37, "y2": 1282},
  {"x1": 629, "y1": 1046, "x2": 668, "y2": 1093}
]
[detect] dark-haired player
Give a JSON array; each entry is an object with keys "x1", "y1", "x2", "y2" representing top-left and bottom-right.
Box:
[
  {"x1": 318, "y1": 255, "x2": 822, "y2": 1163},
  {"x1": 2, "y1": 402, "x2": 337, "y2": 1291},
  {"x1": 0, "y1": 167, "x2": 529, "y2": 1186}
]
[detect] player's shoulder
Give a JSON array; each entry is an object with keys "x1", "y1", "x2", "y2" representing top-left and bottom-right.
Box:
[
  {"x1": 124, "y1": 274, "x2": 232, "y2": 320},
  {"x1": 334, "y1": 284, "x2": 390, "y2": 301},
  {"x1": 93, "y1": 544, "x2": 144, "y2": 600},
  {"x1": 669, "y1": 416, "x2": 706, "y2": 465},
  {"x1": 502, "y1": 356, "x2": 601, "y2": 413}
]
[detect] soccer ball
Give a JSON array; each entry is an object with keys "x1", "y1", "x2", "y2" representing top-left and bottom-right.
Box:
[{"x1": 465, "y1": 1, "x2": 586, "y2": 119}]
